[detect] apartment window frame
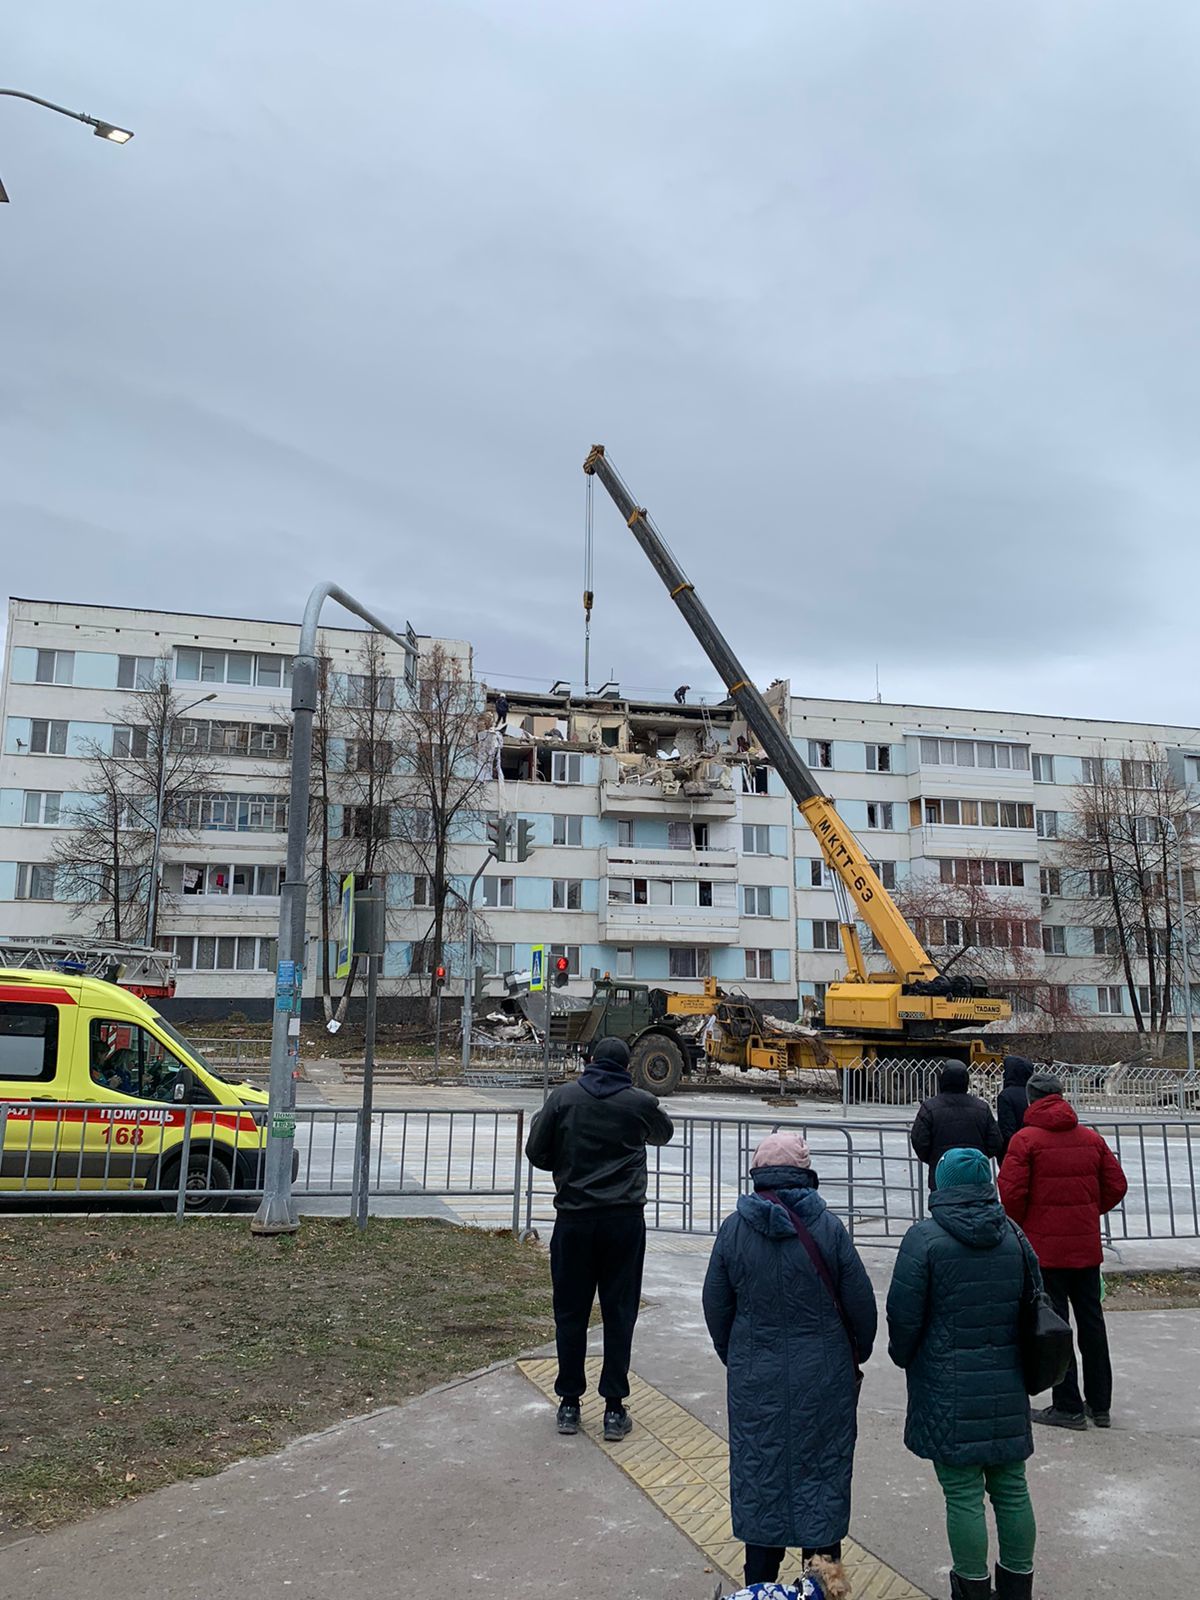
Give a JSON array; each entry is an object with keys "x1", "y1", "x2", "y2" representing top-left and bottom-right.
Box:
[
  {"x1": 175, "y1": 645, "x2": 294, "y2": 691},
  {"x1": 1097, "y1": 984, "x2": 1125, "y2": 1016},
  {"x1": 14, "y1": 863, "x2": 58, "y2": 901},
  {"x1": 744, "y1": 949, "x2": 778, "y2": 981},
  {"x1": 552, "y1": 878, "x2": 582, "y2": 911},
  {"x1": 1040, "y1": 866, "x2": 1062, "y2": 897},
  {"x1": 615, "y1": 947, "x2": 634, "y2": 978},
  {"x1": 865, "y1": 743, "x2": 892, "y2": 773},
  {"x1": 1032, "y1": 753, "x2": 1055, "y2": 784},
  {"x1": 742, "y1": 823, "x2": 773, "y2": 856},
  {"x1": 22, "y1": 790, "x2": 63, "y2": 826},
  {"x1": 550, "y1": 751, "x2": 583, "y2": 785},
  {"x1": 812, "y1": 919, "x2": 841, "y2": 951},
  {"x1": 553, "y1": 814, "x2": 584, "y2": 848},
  {"x1": 742, "y1": 885, "x2": 773, "y2": 918},
  {"x1": 865, "y1": 801, "x2": 894, "y2": 830},
  {"x1": 29, "y1": 719, "x2": 69, "y2": 756},
  {"x1": 480, "y1": 875, "x2": 515, "y2": 910},
  {"x1": 1042, "y1": 925, "x2": 1067, "y2": 956},
  {"x1": 34, "y1": 649, "x2": 74, "y2": 686},
  {"x1": 808, "y1": 739, "x2": 834, "y2": 770},
  {"x1": 868, "y1": 858, "x2": 898, "y2": 890},
  {"x1": 667, "y1": 946, "x2": 711, "y2": 980}
]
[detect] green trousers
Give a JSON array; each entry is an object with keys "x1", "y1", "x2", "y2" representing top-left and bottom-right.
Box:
[{"x1": 933, "y1": 1461, "x2": 1036, "y2": 1580}]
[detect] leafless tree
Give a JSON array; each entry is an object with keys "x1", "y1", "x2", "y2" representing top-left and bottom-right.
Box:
[
  {"x1": 1058, "y1": 743, "x2": 1200, "y2": 1052},
  {"x1": 50, "y1": 668, "x2": 215, "y2": 943},
  {"x1": 890, "y1": 857, "x2": 1043, "y2": 990}
]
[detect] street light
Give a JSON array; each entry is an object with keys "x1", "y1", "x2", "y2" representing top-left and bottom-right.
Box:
[
  {"x1": 0, "y1": 88, "x2": 134, "y2": 202},
  {"x1": 145, "y1": 689, "x2": 217, "y2": 947}
]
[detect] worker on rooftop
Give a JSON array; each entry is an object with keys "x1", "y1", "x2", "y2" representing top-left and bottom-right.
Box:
[{"x1": 674, "y1": 684, "x2": 690, "y2": 705}]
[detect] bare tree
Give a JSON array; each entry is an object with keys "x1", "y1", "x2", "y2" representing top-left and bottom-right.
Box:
[
  {"x1": 50, "y1": 669, "x2": 215, "y2": 943},
  {"x1": 1058, "y1": 743, "x2": 1200, "y2": 1052},
  {"x1": 890, "y1": 857, "x2": 1043, "y2": 991}
]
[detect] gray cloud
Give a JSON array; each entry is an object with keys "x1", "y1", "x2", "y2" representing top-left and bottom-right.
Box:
[{"x1": 4, "y1": 1, "x2": 1200, "y2": 723}]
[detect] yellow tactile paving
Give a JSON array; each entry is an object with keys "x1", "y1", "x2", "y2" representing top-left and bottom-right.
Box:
[{"x1": 519, "y1": 1357, "x2": 929, "y2": 1600}]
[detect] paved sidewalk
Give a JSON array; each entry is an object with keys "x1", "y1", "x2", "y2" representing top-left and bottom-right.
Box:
[{"x1": 2, "y1": 1237, "x2": 1197, "y2": 1599}]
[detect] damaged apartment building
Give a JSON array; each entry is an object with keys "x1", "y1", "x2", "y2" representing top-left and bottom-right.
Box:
[{"x1": 473, "y1": 684, "x2": 797, "y2": 1002}]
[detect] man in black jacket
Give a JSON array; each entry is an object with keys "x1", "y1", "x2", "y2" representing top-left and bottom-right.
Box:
[
  {"x1": 996, "y1": 1054, "x2": 1036, "y2": 1155},
  {"x1": 910, "y1": 1061, "x2": 1003, "y2": 1190},
  {"x1": 525, "y1": 1036, "x2": 674, "y2": 1440}
]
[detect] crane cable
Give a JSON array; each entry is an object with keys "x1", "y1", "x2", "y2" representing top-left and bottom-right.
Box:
[{"x1": 583, "y1": 470, "x2": 595, "y2": 692}]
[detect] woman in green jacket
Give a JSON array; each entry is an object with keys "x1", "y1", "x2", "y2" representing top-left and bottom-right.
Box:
[{"x1": 886, "y1": 1147, "x2": 1038, "y2": 1600}]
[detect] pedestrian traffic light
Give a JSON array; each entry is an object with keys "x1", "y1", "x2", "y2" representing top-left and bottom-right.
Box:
[
  {"x1": 515, "y1": 818, "x2": 535, "y2": 861},
  {"x1": 485, "y1": 815, "x2": 511, "y2": 862},
  {"x1": 434, "y1": 964, "x2": 447, "y2": 987},
  {"x1": 553, "y1": 955, "x2": 570, "y2": 988}
]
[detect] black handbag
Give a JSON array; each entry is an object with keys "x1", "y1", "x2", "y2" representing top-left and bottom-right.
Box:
[{"x1": 1010, "y1": 1223, "x2": 1073, "y2": 1396}]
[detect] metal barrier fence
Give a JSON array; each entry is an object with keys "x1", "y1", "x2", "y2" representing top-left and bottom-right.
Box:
[
  {"x1": 845, "y1": 1058, "x2": 1200, "y2": 1117},
  {"x1": 188, "y1": 1039, "x2": 274, "y2": 1075},
  {"x1": 4, "y1": 1101, "x2": 1198, "y2": 1253}
]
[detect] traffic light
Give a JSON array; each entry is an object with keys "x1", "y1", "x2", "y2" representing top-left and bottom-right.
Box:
[
  {"x1": 485, "y1": 815, "x2": 511, "y2": 861},
  {"x1": 434, "y1": 964, "x2": 447, "y2": 988},
  {"x1": 515, "y1": 818, "x2": 535, "y2": 861},
  {"x1": 553, "y1": 955, "x2": 570, "y2": 988}
]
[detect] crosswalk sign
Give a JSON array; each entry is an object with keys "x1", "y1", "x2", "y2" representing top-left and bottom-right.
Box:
[
  {"x1": 530, "y1": 944, "x2": 546, "y2": 992},
  {"x1": 335, "y1": 874, "x2": 355, "y2": 979}
]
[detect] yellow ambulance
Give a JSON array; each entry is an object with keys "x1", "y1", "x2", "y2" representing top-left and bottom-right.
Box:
[{"x1": 0, "y1": 968, "x2": 272, "y2": 1209}]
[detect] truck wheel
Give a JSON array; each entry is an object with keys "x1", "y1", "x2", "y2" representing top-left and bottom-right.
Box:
[
  {"x1": 630, "y1": 1034, "x2": 684, "y2": 1097},
  {"x1": 158, "y1": 1151, "x2": 234, "y2": 1214}
]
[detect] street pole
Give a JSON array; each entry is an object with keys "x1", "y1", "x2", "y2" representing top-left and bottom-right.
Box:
[
  {"x1": 460, "y1": 850, "x2": 496, "y2": 1072},
  {"x1": 542, "y1": 973, "x2": 553, "y2": 1104},
  {"x1": 1171, "y1": 821, "x2": 1196, "y2": 1076},
  {"x1": 253, "y1": 584, "x2": 417, "y2": 1237},
  {"x1": 434, "y1": 985, "x2": 444, "y2": 1073},
  {"x1": 351, "y1": 884, "x2": 384, "y2": 1232}
]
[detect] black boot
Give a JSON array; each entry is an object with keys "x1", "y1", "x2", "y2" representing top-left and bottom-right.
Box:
[
  {"x1": 994, "y1": 1567, "x2": 1033, "y2": 1600},
  {"x1": 949, "y1": 1574, "x2": 992, "y2": 1600}
]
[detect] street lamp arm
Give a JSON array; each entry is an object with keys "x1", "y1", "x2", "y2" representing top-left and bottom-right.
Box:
[
  {"x1": 299, "y1": 583, "x2": 418, "y2": 661},
  {"x1": 0, "y1": 88, "x2": 132, "y2": 139}
]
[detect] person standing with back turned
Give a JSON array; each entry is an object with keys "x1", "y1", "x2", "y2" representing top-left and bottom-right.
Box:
[
  {"x1": 999, "y1": 1071, "x2": 1127, "y2": 1430},
  {"x1": 911, "y1": 1062, "x2": 1004, "y2": 1189},
  {"x1": 525, "y1": 1037, "x2": 674, "y2": 1441}
]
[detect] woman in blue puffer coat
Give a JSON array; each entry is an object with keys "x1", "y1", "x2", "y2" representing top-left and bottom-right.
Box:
[{"x1": 702, "y1": 1131, "x2": 877, "y2": 1592}]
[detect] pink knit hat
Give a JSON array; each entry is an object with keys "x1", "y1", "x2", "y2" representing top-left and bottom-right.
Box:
[{"x1": 749, "y1": 1131, "x2": 812, "y2": 1171}]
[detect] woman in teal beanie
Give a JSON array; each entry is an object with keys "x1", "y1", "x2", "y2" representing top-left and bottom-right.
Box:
[{"x1": 886, "y1": 1147, "x2": 1039, "y2": 1600}]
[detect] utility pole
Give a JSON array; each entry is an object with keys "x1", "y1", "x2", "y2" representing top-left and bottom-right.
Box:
[
  {"x1": 460, "y1": 847, "x2": 497, "y2": 1072},
  {"x1": 352, "y1": 882, "x2": 384, "y2": 1232},
  {"x1": 1166, "y1": 817, "x2": 1196, "y2": 1076}
]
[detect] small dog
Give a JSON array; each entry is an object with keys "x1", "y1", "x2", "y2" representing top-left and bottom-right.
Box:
[{"x1": 711, "y1": 1555, "x2": 852, "y2": 1600}]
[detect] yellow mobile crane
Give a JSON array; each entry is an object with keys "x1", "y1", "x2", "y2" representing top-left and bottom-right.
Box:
[{"x1": 583, "y1": 445, "x2": 1010, "y2": 1076}]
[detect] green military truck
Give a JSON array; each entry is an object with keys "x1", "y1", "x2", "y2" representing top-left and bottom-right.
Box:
[{"x1": 545, "y1": 978, "x2": 699, "y2": 1095}]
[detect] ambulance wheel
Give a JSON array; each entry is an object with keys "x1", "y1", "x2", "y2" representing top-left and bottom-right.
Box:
[
  {"x1": 630, "y1": 1034, "x2": 684, "y2": 1097},
  {"x1": 159, "y1": 1151, "x2": 234, "y2": 1213}
]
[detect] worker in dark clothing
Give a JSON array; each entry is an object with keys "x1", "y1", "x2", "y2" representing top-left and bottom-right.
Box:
[
  {"x1": 673, "y1": 684, "x2": 690, "y2": 704},
  {"x1": 494, "y1": 691, "x2": 509, "y2": 727},
  {"x1": 911, "y1": 1062, "x2": 1004, "y2": 1190},
  {"x1": 525, "y1": 1037, "x2": 674, "y2": 1442},
  {"x1": 996, "y1": 1055, "x2": 1036, "y2": 1155}
]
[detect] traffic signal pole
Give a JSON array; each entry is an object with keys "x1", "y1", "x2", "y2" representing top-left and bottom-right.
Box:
[{"x1": 460, "y1": 848, "x2": 496, "y2": 1072}]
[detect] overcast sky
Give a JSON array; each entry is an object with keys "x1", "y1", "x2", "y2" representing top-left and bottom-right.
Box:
[{"x1": 5, "y1": 3, "x2": 1200, "y2": 725}]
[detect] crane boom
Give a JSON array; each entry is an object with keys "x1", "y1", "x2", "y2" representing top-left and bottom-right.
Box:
[{"x1": 582, "y1": 444, "x2": 941, "y2": 987}]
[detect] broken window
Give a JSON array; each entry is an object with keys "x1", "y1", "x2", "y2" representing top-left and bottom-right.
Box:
[
  {"x1": 500, "y1": 747, "x2": 535, "y2": 782},
  {"x1": 808, "y1": 740, "x2": 833, "y2": 769},
  {"x1": 667, "y1": 822, "x2": 692, "y2": 849},
  {"x1": 866, "y1": 744, "x2": 891, "y2": 772},
  {"x1": 866, "y1": 802, "x2": 893, "y2": 830},
  {"x1": 343, "y1": 804, "x2": 390, "y2": 840},
  {"x1": 740, "y1": 764, "x2": 769, "y2": 794},
  {"x1": 693, "y1": 823, "x2": 709, "y2": 849},
  {"x1": 30, "y1": 719, "x2": 70, "y2": 756},
  {"x1": 607, "y1": 879, "x2": 633, "y2": 904}
]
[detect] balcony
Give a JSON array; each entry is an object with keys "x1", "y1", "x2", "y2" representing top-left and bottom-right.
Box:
[
  {"x1": 599, "y1": 902, "x2": 740, "y2": 944},
  {"x1": 600, "y1": 844, "x2": 738, "y2": 879},
  {"x1": 599, "y1": 777, "x2": 737, "y2": 818}
]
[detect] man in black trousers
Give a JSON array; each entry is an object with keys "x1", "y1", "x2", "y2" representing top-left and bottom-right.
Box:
[{"x1": 525, "y1": 1036, "x2": 674, "y2": 1440}]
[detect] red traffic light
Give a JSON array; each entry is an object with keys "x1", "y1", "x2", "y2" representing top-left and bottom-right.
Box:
[
  {"x1": 553, "y1": 954, "x2": 570, "y2": 988},
  {"x1": 555, "y1": 956, "x2": 569, "y2": 972},
  {"x1": 434, "y1": 964, "x2": 447, "y2": 985}
]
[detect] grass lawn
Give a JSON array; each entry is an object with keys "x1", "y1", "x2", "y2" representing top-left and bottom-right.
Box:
[
  {"x1": 1103, "y1": 1267, "x2": 1200, "y2": 1310},
  {"x1": 0, "y1": 1216, "x2": 552, "y2": 1541}
]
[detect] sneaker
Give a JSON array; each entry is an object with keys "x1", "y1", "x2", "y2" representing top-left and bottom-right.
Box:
[
  {"x1": 1087, "y1": 1406, "x2": 1112, "y2": 1429},
  {"x1": 1032, "y1": 1404, "x2": 1087, "y2": 1431},
  {"x1": 556, "y1": 1400, "x2": 581, "y2": 1435},
  {"x1": 603, "y1": 1406, "x2": 633, "y2": 1442}
]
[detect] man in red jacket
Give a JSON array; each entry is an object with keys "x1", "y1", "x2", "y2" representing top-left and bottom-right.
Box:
[{"x1": 999, "y1": 1072, "x2": 1127, "y2": 1431}]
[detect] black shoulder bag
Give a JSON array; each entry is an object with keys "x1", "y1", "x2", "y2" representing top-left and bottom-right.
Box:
[
  {"x1": 1009, "y1": 1221, "x2": 1073, "y2": 1395},
  {"x1": 761, "y1": 1190, "x2": 864, "y2": 1391}
]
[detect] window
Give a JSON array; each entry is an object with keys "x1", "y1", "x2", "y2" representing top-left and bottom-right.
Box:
[
  {"x1": 15, "y1": 864, "x2": 57, "y2": 900},
  {"x1": 345, "y1": 672, "x2": 395, "y2": 710},
  {"x1": 549, "y1": 943, "x2": 581, "y2": 978},
  {"x1": 481, "y1": 942, "x2": 514, "y2": 977},
  {"x1": 551, "y1": 751, "x2": 582, "y2": 784},
  {"x1": 866, "y1": 744, "x2": 891, "y2": 772},
  {"x1": 1081, "y1": 756, "x2": 1104, "y2": 785},
  {"x1": 1032, "y1": 754, "x2": 1055, "y2": 784},
  {"x1": 1040, "y1": 866, "x2": 1061, "y2": 897},
  {"x1": 812, "y1": 919, "x2": 841, "y2": 951},
  {"x1": 808, "y1": 740, "x2": 833, "y2": 769},
  {"x1": 1088, "y1": 870, "x2": 1112, "y2": 898},
  {"x1": 668, "y1": 947, "x2": 710, "y2": 979},
  {"x1": 29, "y1": 719, "x2": 69, "y2": 756},
  {"x1": 117, "y1": 655, "x2": 161, "y2": 690},
  {"x1": 668, "y1": 822, "x2": 692, "y2": 849},
  {"x1": 920, "y1": 737, "x2": 1030, "y2": 770},
  {"x1": 615, "y1": 947, "x2": 634, "y2": 978},
  {"x1": 607, "y1": 878, "x2": 632, "y2": 904},
  {"x1": 1042, "y1": 925, "x2": 1067, "y2": 955},
  {"x1": 809, "y1": 859, "x2": 827, "y2": 888},
  {"x1": 1092, "y1": 926, "x2": 1120, "y2": 956},
  {"x1": 112, "y1": 724, "x2": 149, "y2": 760},
  {"x1": 868, "y1": 859, "x2": 898, "y2": 890},
  {"x1": 698, "y1": 880, "x2": 713, "y2": 907},
  {"x1": 1121, "y1": 758, "x2": 1154, "y2": 788},
  {"x1": 248, "y1": 723, "x2": 287, "y2": 759},
  {"x1": 866, "y1": 801, "x2": 893, "y2": 830},
  {"x1": 0, "y1": 1001, "x2": 59, "y2": 1082},
  {"x1": 552, "y1": 878, "x2": 582, "y2": 910},
  {"x1": 742, "y1": 824, "x2": 773, "y2": 855},
  {"x1": 1132, "y1": 815, "x2": 1159, "y2": 844},
  {"x1": 1097, "y1": 985, "x2": 1125, "y2": 1015},
  {"x1": 22, "y1": 791, "x2": 62, "y2": 826},
  {"x1": 740, "y1": 764, "x2": 770, "y2": 794},
  {"x1": 345, "y1": 738, "x2": 394, "y2": 773},
  {"x1": 34, "y1": 649, "x2": 74, "y2": 685},
  {"x1": 938, "y1": 858, "x2": 1026, "y2": 888},
  {"x1": 411, "y1": 875, "x2": 431, "y2": 909},
  {"x1": 617, "y1": 820, "x2": 634, "y2": 847},
  {"x1": 553, "y1": 814, "x2": 583, "y2": 848},
  {"x1": 480, "y1": 876, "x2": 515, "y2": 910},
  {"x1": 743, "y1": 885, "x2": 773, "y2": 917},
  {"x1": 745, "y1": 949, "x2": 777, "y2": 980},
  {"x1": 181, "y1": 792, "x2": 288, "y2": 833},
  {"x1": 175, "y1": 646, "x2": 293, "y2": 690},
  {"x1": 923, "y1": 796, "x2": 1033, "y2": 829},
  {"x1": 1035, "y1": 810, "x2": 1059, "y2": 839},
  {"x1": 408, "y1": 939, "x2": 438, "y2": 976},
  {"x1": 342, "y1": 804, "x2": 390, "y2": 840},
  {"x1": 1186, "y1": 755, "x2": 1200, "y2": 787}
]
